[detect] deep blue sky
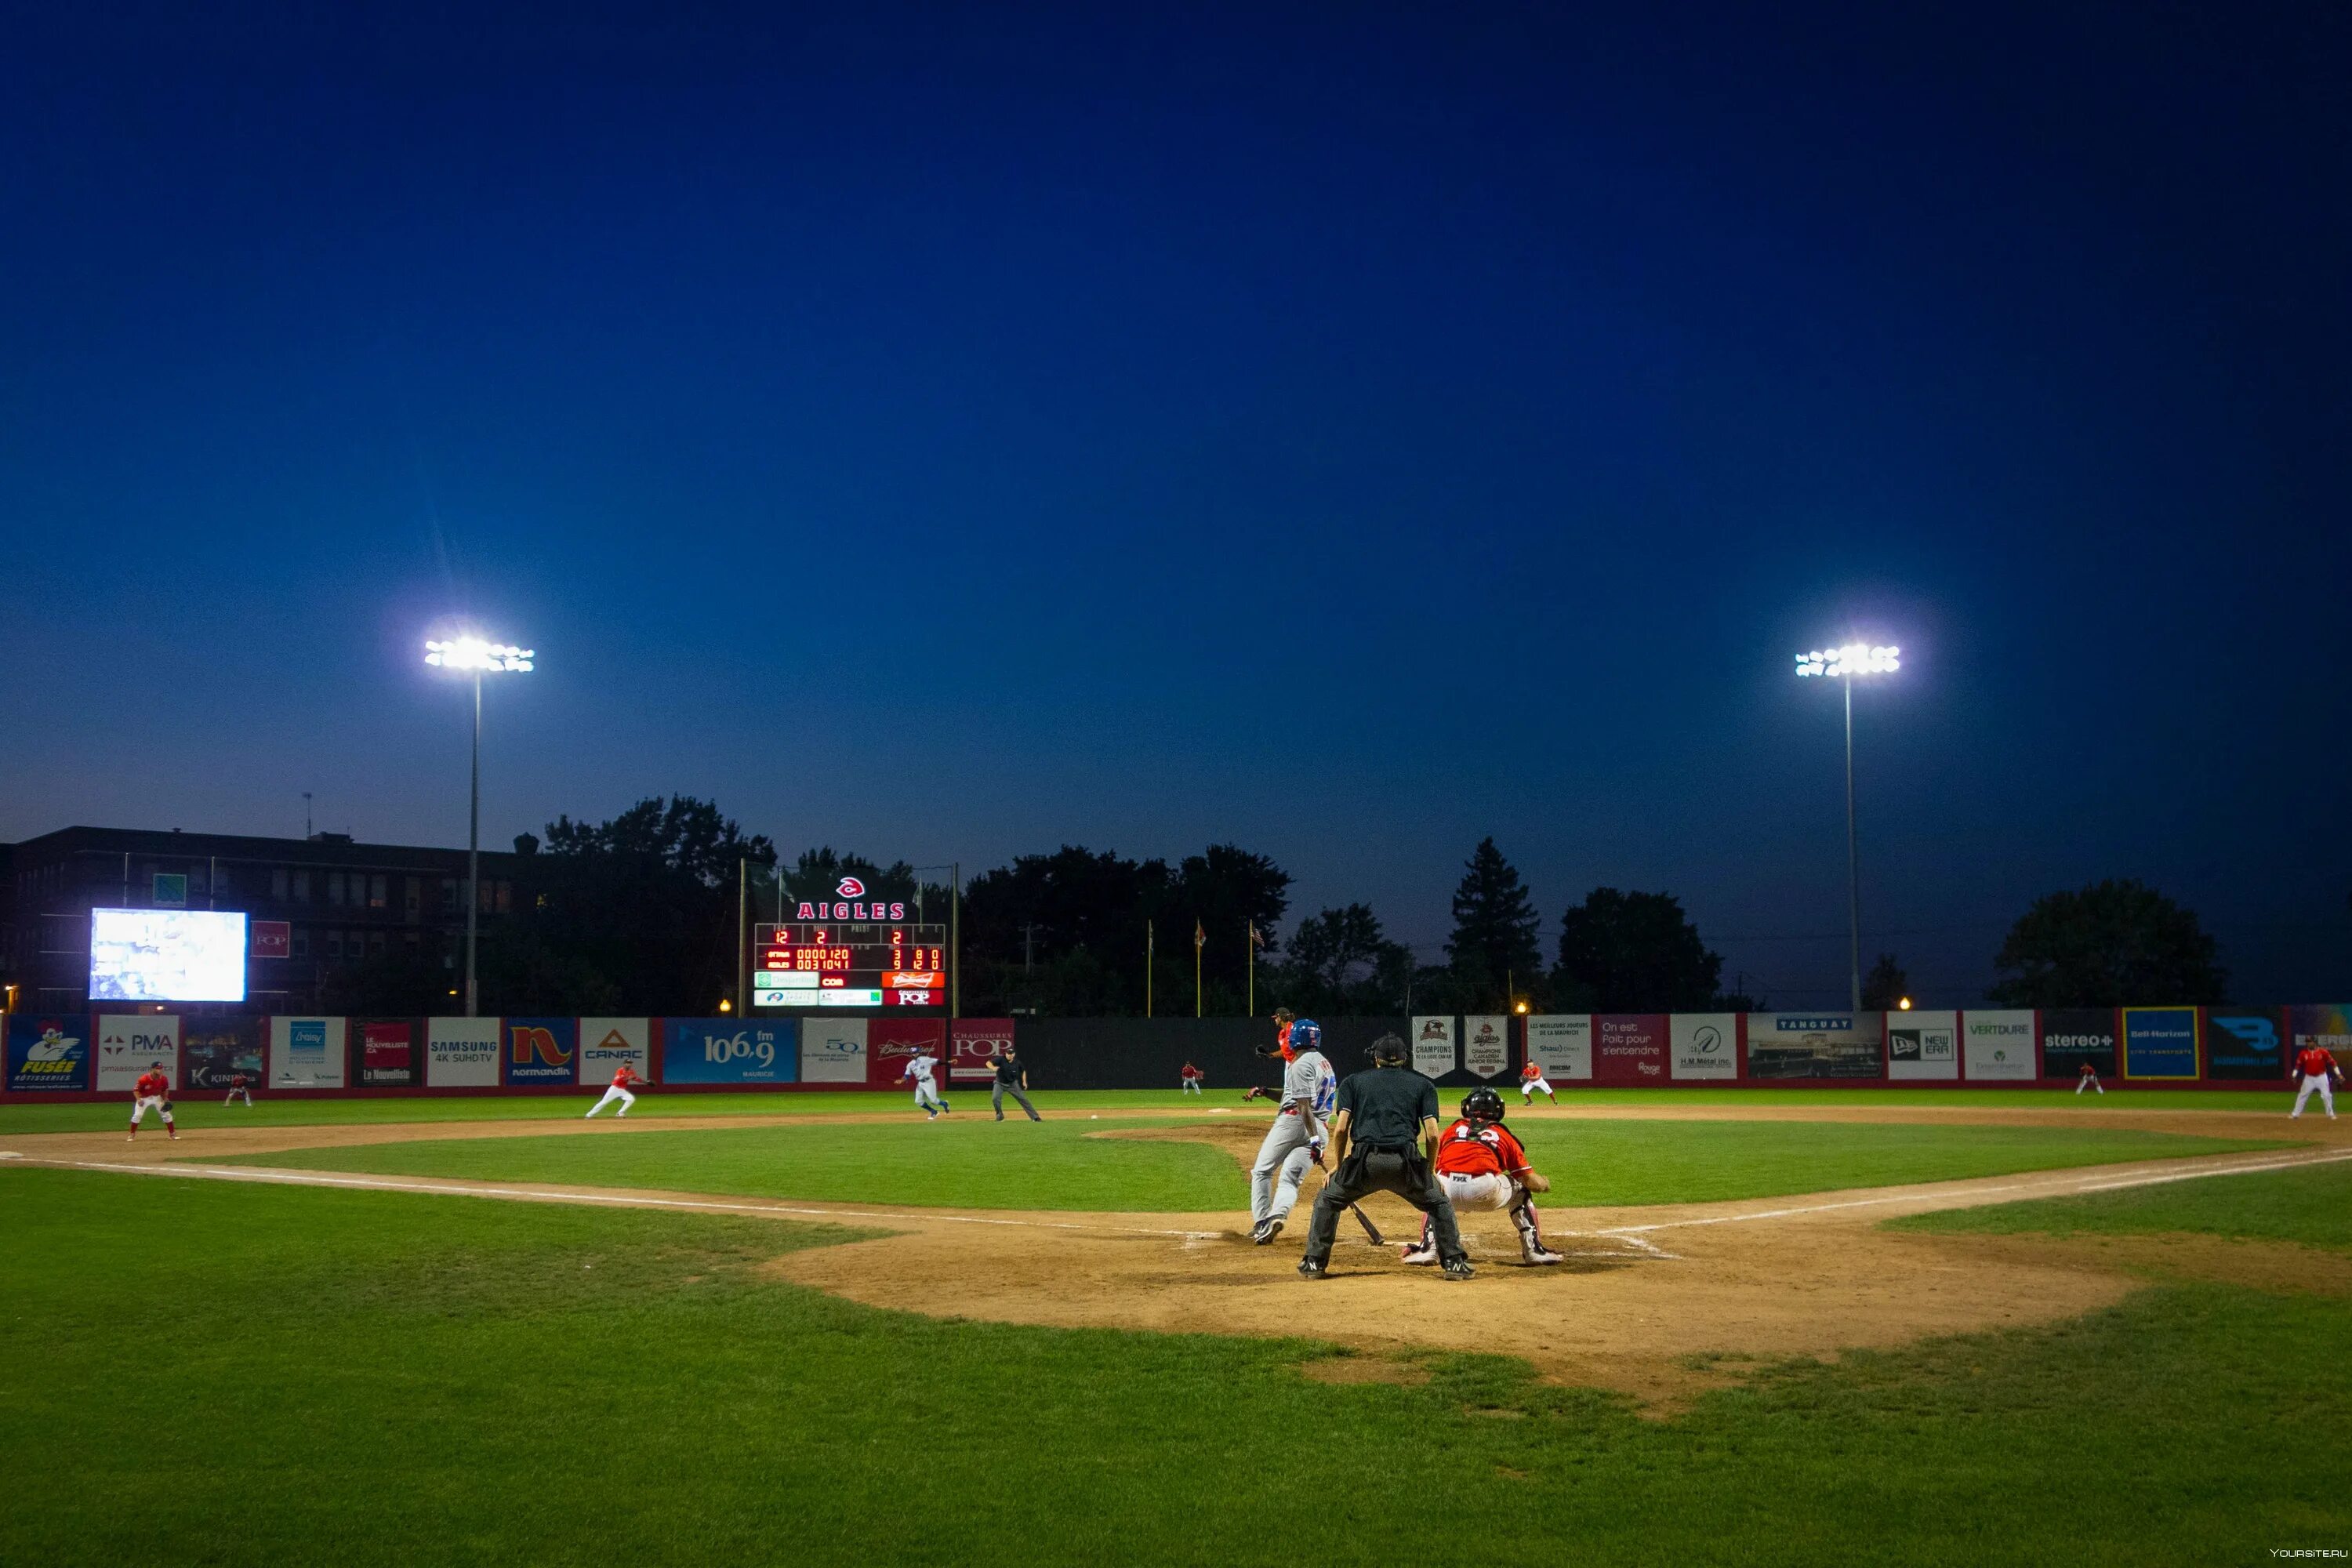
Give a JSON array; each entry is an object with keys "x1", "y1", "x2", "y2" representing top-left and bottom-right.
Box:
[{"x1": 5, "y1": 2, "x2": 2347, "y2": 1004}]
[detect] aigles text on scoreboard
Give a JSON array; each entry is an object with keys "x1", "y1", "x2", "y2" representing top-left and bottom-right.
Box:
[{"x1": 753, "y1": 923, "x2": 946, "y2": 1008}]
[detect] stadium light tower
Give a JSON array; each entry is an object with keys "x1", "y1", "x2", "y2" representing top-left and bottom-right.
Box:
[
  {"x1": 426, "y1": 636, "x2": 534, "y2": 1017},
  {"x1": 1795, "y1": 642, "x2": 1900, "y2": 1018}
]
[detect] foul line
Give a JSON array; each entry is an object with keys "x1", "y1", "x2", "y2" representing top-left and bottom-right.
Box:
[
  {"x1": 20, "y1": 1159, "x2": 1227, "y2": 1240},
  {"x1": 1595, "y1": 1147, "x2": 2352, "y2": 1236}
]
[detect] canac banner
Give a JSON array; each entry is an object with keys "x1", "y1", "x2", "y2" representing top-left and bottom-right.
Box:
[
  {"x1": 2122, "y1": 1007, "x2": 2198, "y2": 1080},
  {"x1": 1526, "y1": 1015, "x2": 1592, "y2": 1080},
  {"x1": 578, "y1": 1018, "x2": 652, "y2": 1085},
  {"x1": 1670, "y1": 1014, "x2": 1738, "y2": 1081},
  {"x1": 97, "y1": 1014, "x2": 180, "y2": 1091},
  {"x1": 426, "y1": 1017, "x2": 500, "y2": 1087},
  {"x1": 869, "y1": 1018, "x2": 947, "y2": 1087},
  {"x1": 2205, "y1": 1008, "x2": 2285, "y2": 1081},
  {"x1": 1410, "y1": 1016, "x2": 1457, "y2": 1078},
  {"x1": 5, "y1": 1016, "x2": 90, "y2": 1092},
  {"x1": 662, "y1": 1018, "x2": 794, "y2": 1084},
  {"x1": 1744, "y1": 1014, "x2": 1884, "y2": 1080},
  {"x1": 504, "y1": 1018, "x2": 577, "y2": 1086},
  {"x1": 2041, "y1": 1009, "x2": 2118, "y2": 1078},
  {"x1": 1886, "y1": 1011, "x2": 1959, "y2": 1081},
  {"x1": 182, "y1": 1016, "x2": 263, "y2": 1090},
  {"x1": 1592, "y1": 1014, "x2": 1668, "y2": 1085},
  {"x1": 270, "y1": 1016, "x2": 347, "y2": 1088},
  {"x1": 1462, "y1": 1016, "x2": 1510, "y2": 1079},
  {"x1": 1962, "y1": 1011, "x2": 2036, "y2": 1081},
  {"x1": 801, "y1": 1018, "x2": 868, "y2": 1083},
  {"x1": 949, "y1": 1019, "x2": 1014, "y2": 1083},
  {"x1": 353, "y1": 1018, "x2": 421, "y2": 1088}
]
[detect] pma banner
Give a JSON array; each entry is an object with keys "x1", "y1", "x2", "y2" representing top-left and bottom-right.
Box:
[
  {"x1": 6, "y1": 1016, "x2": 91, "y2": 1092},
  {"x1": 504, "y1": 1018, "x2": 577, "y2": 1086}
]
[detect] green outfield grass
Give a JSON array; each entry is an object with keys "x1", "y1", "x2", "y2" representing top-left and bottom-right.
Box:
[
  {"x1": 207, "y1": 1116, "x2": 2278, "y2": 1213},
  {"x1": 1893, "y1": 1155, "x2": 2352, "y2": 1252},
  {"x1": 0, "y1": 1083, "x2": 2301, "y2": 1138},
  {"x1": 5, "y1": 1165, "x2": 2344, "y2": 1566}
]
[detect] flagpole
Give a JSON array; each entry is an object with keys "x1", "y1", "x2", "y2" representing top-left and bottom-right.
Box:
[
  {"x1": 1247, "y1": 922, "x2": 1254, "y2": 1017},
  {"x1": 1146, "y1": 920, "x2": 1153, "y2": 1018},
  {"x1": 1194, "y1": 924, "x2": 1203, "y2": 1018}
]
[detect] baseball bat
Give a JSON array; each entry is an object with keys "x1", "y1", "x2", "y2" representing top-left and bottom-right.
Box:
[{"x1": 1350, "y1": 1203, "x2": 1385, "y2": 1246}]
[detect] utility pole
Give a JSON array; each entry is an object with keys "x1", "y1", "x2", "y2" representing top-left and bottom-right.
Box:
[
  {"x1": 1022, "y1": 923, "x2": 1036, "y2": 975},
  {"x1": 1145, "y1": 920, "x2": 1154, "y2": 1018},
  {"x1": 949, "y1": 861, "x2": 961, "y2": 1018}
]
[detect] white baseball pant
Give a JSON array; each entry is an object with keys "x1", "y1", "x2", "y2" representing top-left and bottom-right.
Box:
[
  {"x1": 586, "y1": 1086, "x2": 636, "y2": 1118},
  {"x1": 2292, "y1": 1073, "x2": 2336, "y2": 1117}
]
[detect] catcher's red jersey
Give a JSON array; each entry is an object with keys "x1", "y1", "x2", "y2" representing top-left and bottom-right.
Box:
[
  {"x1": 2297, "y1": 1047, "x2": 2339, "y2": 1078},
  {"x1": 1435, "y1": 1119, "x2": 1530, "y2": 1178},
  {"x1": 134, "y1": 1071, "x2": 169, "y2": 1099}
]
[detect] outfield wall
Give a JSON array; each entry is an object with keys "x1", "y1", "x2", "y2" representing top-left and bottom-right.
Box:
[{"x1": 4, "y1": 1006, "x2": 2340, "y2": 1099}]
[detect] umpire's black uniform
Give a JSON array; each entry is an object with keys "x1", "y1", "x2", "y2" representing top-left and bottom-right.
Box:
[{"x1": 1299, "y1": 1037, "x2": 1470, "y2": 1277}]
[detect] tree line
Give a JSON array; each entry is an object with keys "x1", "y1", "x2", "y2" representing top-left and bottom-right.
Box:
[{"x1": 317, "y1": 795, "x2": 2240, "y2": 1016}]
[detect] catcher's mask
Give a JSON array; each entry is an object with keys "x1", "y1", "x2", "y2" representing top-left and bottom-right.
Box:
[
  {"x1": 1461, "y1": 1087, "x2": 1506, "y2": 1124},
  {"x1": 1369, "y1": 1033, "x2": 1407, "y2": 1067}
]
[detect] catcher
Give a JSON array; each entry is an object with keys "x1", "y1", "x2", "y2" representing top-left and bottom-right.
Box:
[{"x1": 1402, "y1": 1087, "x2": 1562, "y2": 1265}]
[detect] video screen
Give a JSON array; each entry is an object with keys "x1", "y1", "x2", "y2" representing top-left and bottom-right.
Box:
[{"x1": 89, "y1": 908, "x2": 249, "y2": 1002}]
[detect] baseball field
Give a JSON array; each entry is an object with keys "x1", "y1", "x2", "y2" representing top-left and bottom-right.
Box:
[{"x1": 5, "y1": 1086, "x2": 2348, "y2": 1565}]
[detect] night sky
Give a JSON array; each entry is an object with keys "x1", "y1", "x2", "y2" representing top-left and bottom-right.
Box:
[{"x1": 5, "y1": 2, "x2": 2347, "y2": 1005}]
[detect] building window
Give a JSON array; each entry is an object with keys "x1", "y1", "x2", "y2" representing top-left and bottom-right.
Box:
[
  {"x1": 368, "y1": 874, "x2": 387, "y2": 910},
  {"x1": 326, "y1": 931, "x2": 344, "y2": 960},
  {"x1": 439, "y1": 877, "x2": 459, "y2": 913},
  {"x1": 292, "y1": 869, "x2": 310, "y2": 903},
  {"x1": 369, "y1": 930, "x2": 387, "y2": 956},
  {"x1": 271, "y1": 867, "x2": 289, "y2": 901},
  {"x1": 327, "y1": 872, "x2": 346, "y2": 907},
  {"x1": 495, "y1": 880, "x2": 513, "y2": 913},
  {"x1": 404, "y1": 931, "x2": 420, "y2": 954},
  {"x1": 405, "y1": 877, "x2": 422, "y2": 917},
  {"x1": 290, "y1": 928, "x2": 310, "y2": 959}
]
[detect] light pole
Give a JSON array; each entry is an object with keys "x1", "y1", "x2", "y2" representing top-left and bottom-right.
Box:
[
  {"x1": 1795, "y1": 642, "x2": 1900, "y2": 1017},
  {"x1": 426, "y1": 636, "x2": 535, "y2": 1016}
]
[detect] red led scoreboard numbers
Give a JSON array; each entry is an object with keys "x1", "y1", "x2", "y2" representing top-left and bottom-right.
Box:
[{"x1": 753, "y1": 923, "x2": 946, "y2": 1008}]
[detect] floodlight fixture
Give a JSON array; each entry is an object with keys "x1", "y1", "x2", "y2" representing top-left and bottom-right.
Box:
[
  {"x1": 426, "y1": 633, "x2": 537, "y2": 1016},
  {"x1": 1794, "y1": 636, "x2": 1903, "y2": 1016},
  {"x1": 1795, "y1": 644, "x2": 1899, "y2": 678},
  {"x1": 426, "y1": 637, "x2": 535, "y2": 673}
]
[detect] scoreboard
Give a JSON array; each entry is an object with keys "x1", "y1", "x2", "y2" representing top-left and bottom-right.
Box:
[{"x1": 752, "y1": 923, "x2": 946, "y2": 1008}]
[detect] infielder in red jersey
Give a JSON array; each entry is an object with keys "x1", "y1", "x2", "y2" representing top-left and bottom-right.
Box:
[
  {"x1": 1180, "y1": 1062, "x2": 1204, "y2": 1095},
  {"x1": 1401, "y1": 1087, "x2": 1561, "y2": 1265},
  {"x1": 2290, "y1": 1044, "x2": 2343, "y2": 1120},
  {"x1": 1519, "y1": 1058, "x2": 1556, "y2": 1105},
  {"x1": 128, "y1": 1063, "x2": 177, "y2": 1141},
  {"x1": 224, "y1": 1069, "x2": 254, "y2": 1108},
  {"x1": 585, "y1": 1064, "x2": 647, "y2": 1120}
]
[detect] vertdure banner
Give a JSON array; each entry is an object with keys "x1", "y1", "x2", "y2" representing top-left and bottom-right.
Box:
[{"x1": 1962, "y1": 1011, "x2": 2037, "y2": 1081}]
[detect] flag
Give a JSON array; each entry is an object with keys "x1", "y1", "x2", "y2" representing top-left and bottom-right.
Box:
[
  {"x1": 1193, "y1": 920, "x2": 1206, "y2": 949},
  {"x1": 1249, "y1": 921, "x2": 1263, "y2": 949}
]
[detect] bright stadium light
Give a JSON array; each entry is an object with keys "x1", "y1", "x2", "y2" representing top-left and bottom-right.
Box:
[
  {"x1": 1795, "y1": 637, "x2": 1901, "y2": 1017},
  {"x1": 427, "y1": 633, "x2": 535, "y2": 1017}
]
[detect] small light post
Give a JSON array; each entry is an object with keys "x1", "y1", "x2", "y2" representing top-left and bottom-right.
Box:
[
  {"x1": 1795, "y1": 642, "x2": 1900, "y2": 1018},
  {"x1": 426, "y1": 636, "x2": 535, "y2": 1018}
]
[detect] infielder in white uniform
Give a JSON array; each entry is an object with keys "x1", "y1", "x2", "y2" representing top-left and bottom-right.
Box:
[
  {"x1": 1249, "y1": 1011, "x2": 1335, "y2": 1245},
  {"x1": 903, "y1": 1051, "x2": 949, "y2": 1119}
]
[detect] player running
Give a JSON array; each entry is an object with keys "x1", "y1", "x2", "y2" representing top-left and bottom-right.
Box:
[
  {"x1": 1519, "y1": 1058, "x2": 1556, "y2": 1105},
  {"x1": 1180, "y1": 1062, "x2": 1204, "y2": 1095},
  {"x1": 223, "y1": 1069, "x2": 254, "y2": 1108},
  {"x1": 2290, "y1": 1041, "x2": 2343, "y2": 1120},
  {"x1": 903, "y1": 1048, "x2": 949, "y2": 1119},
  {"x1": 128, "y1": 1062, "x2": 177, "y2": 1142},
  {"x1": 1249, "y1": 1010, "x2": 1335, "y2": 1245},
  {"x1": 584, "y1": 1063, "x2": 647, "y2": 1119},
  {"x1": 1403, "y1": 1087, "x2": 1562, "y2": 1265}
]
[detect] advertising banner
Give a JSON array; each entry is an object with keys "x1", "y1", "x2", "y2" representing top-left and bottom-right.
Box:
[
  {"x1": 1743, "y1": 1014, "x2": 1883, "y2": 1080},
  {"x1": 2288, "y1": 1006, "x2": 2352, "y2": 1058},
  {"x1": 182, "y1": 1016, "x2": 263, "y2": 1091},
  {"x1": 578, "y1": 1018, "x2": 652, "y2": 1086},
  {"x1": 1886, "y1": 1011, "x2": 1959, "y2": 1081},
  {"x1": 869, "y1": 1018, "x2": 948, "y2": 1088},
  {"x1": 1671, "y1": 1013, "x2": 1739, "y2": 1081},
  {"x1": 2122, "y1": 1007, "x2": 2199, "y2": 1080},
  {"x1": 96, "y1": 1014, "x2": 181, "y2": 1091},
  {"x1": 270, "y1": 1016, "x2": 347, "y2": 1089},
  {"x1": 504, "y1": 1018, "x2": 577, "y2": 1086},
  {"x1": 1592, "y1": 1014, "x2": 1669, "y2": 1085},
  {"x1": 5, "y1": 1015, "x2": 90, "y2": 1092},
  {"x1": 1962, "y1": 1011, "x2": 2037, "y2": 1080},
  {"x1": 2040, "y1": 1009, "x2": 2118, "y2": 1078},
  {"x1": 426, "y1": 1017, "x2": 501, "y2": 1087},
  {"x1": 1461, "y1": 1016, "x2": 1511, "y2": 1080},
  {"x1": 662, "y1": 1018, "x2": 796, "y2": 1084},
  {"x1": 800, "y1": 1018, "x2": 869, "y2": 1083},
  {"x1": 250, "y1": 921, "x2": 290, "y2": 960},
  {"x1": 1410, "y1": 1016, "x2": 1457, "y2": 1079},
  {"x1": 1526, "y1": 1015, "x2": 1592, "y2": 1081},
  {"x1": 352, "y1": 1018, "x2": 421, "y2": 1088},
  {"x1": 2205, "y1": 1008, "x2": 2286, "y2": 1081},
  {"x1": 949, "y1": 1018, "x2": 1015, "y2": 1083}
]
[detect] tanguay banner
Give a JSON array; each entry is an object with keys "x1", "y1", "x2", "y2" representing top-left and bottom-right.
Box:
[
  {"x1": 1592, "y1": 1014, "x2": 1668, "y2": 1085},
  {"x1": 271, "y1": 1017, "x2": 347, "y2": 1089},
  {"x1": 2041, "y1": 1009, "x2": 2118, "y2": 1078},
  {"x1": 426, "y1": 1017, "x2": 501, "y2": 1087},
  {"x1": 1962, "y1": 1011, "x2": 2036, "y2": 1080},
  {"x1": 578, "y1": 1018, "x2": 652, "y2": 1085},
  {"x1": 1462, "y1": 1016, "x2": 1511, "y2": 1080},
  {"x1": 1525, "y1": 1015, "x2": 1592, "y2": 1081},
  {"x1": 1886, "y1": 1011, "x2": 1958, "y2": 1081},
  {"x1": 182, "y1": 1016, "x2": 263, "y2": 1090},
  {"x1": 1671, "y1": 1014, "x2": 1738, "y2": 1081},
  {"x1": 5, "y1": 1015, "x2": 90, "y2": 1092},
  {"x1": 97, "y1": 1014, "x2": 181, "y2": 1091},
  {"x1": 1744, "y1": 1014, "x2": 1883, "y2": 1080},
  {"x1": 1410, "y1": 1016, "x2": 1458, "y2": 1079}
]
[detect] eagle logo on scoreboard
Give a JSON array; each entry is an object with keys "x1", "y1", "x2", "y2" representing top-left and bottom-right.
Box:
[{"x1": 796, "y1": 871, "x2": 909, "y2": 922}]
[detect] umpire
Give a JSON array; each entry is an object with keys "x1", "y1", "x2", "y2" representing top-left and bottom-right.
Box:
[{"x1": 1298, "y1": 1033, "x2": 1472, "y2": 1279}]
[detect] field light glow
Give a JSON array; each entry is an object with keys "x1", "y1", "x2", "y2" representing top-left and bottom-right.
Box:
[
  {"x1": 426, "y1": 637, "x2": 535, "y2": 672},
  {"x1": 1795, "y1": 644, "x2": 1900, "y2": 677}
]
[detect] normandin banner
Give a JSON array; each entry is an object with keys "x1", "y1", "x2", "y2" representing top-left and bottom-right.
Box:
[{"x1": 949, "y1": 1018, "x2": 1014, "y2": 1083}]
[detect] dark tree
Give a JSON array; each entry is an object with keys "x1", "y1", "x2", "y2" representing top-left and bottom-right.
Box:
[
  {"x1": 1552, "y1": 887, "x2": 1725, "y2": 1012},
  {"x1": 1989, "y1": 879, "x2": 2227, "y2": 1007},
  {"x1": 1860, "y1": 952, "x2": 1909, "y2": 1011},
  {"x1": 1444, "y1": 838, "x2": 1542, "y2": 1011},
  {"x1": 1278, "y1": 903, "x2": 1415, "y2": 1016}
]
